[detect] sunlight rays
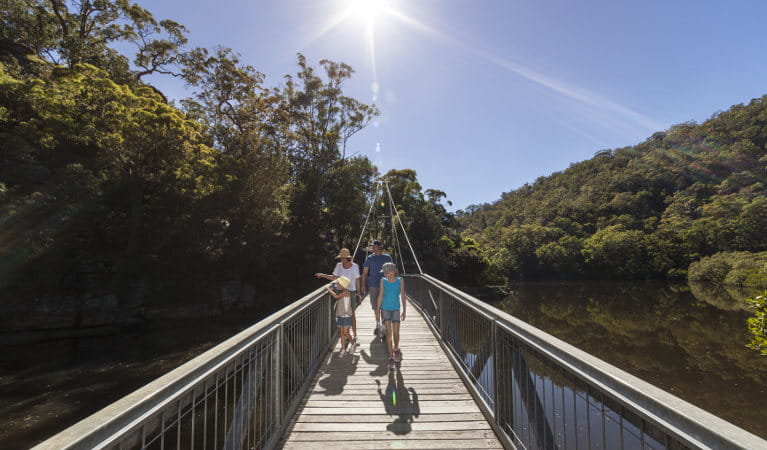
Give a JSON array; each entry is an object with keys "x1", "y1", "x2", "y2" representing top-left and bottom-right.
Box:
[
  {"x1": 301, "y1": 1, "x2": 661, "y2": 136},
  {"x1": 366, "y1": 22, "x2": 379, "y2": 102},
  {"x1": 293, "y1": 7, "x2": 355, "y2": 56},
  {"x1": 349, "y1": 0, "x2": 389, "y2": 22},
  {"x1": 384, "y1": 9, "x2": 663, "y2": 134},
  {"x1": 296, "y1": 1, "x2": 387, "y2": 103}
]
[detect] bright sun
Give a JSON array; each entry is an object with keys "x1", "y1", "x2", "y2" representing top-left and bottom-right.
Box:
[{"x1": 349, "y1": 0, "x2": 388, "y2": 21}]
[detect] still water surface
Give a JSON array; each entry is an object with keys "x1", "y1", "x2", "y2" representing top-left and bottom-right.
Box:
[
  {"x1": 477, "y1": 280, "x2": 767, "y2": 440},
  {"x1": 2, "y1": 281, "x2": 766, "y2": 447},
  {"x1": 0, "y1": 316, "x2": 257, "y2": 449}
]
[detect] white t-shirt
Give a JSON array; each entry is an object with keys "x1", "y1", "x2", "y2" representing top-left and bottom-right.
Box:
[{"x1": 333, "y1": 262, "x2": 360, "y2": 292}]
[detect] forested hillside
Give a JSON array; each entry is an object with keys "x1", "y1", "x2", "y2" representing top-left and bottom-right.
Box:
[
  {"x1": 0, "y1": 1, "x2": 472, "y2": 330},
  {"x1": 460, "y1": 98, "x2": 767, "y2": 281}
]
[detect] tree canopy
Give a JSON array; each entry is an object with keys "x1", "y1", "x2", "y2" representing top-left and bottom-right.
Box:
[
  {"x1": 0, "y1": 1, "x2": 473, "y2": 327},
  {"x1": 459, "y1": 98, "x2": 767, "y2": 282}
]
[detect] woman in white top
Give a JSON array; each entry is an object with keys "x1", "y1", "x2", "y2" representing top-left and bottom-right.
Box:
[{"x1": 315, "y1": 248, "x2": 361, "y2": 346}]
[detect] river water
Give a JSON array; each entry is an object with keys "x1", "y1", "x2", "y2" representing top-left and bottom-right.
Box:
[
  {"x1": 0, "y1": 315, "x2": 258, "y2": 449},
  {"x1": 476, "y1": 280, "x2": 767, "y2": 440},
  {"x1": 2, "y1": 281, "x2": 766, "y2": 447}
]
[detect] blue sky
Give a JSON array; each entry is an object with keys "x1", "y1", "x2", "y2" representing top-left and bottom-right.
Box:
[{"x1": 144, "y1": 0, "x2": 767, "y2": 211}]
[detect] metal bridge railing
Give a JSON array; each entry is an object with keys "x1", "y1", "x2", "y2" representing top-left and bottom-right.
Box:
[
  {"x1": 34, "y1": 285, "x2": 336, "y2": 450},
  {"x1": 404, "y1": 274, "x2": 767, "y2": 450}
]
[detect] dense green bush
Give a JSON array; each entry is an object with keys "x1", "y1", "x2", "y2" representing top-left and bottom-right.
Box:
[
  {"x1": 688, "y1": 252, "x2": 767, "y2": 287},
  {"x1": 746, "y1": 291, "x2": 767, "y2": 355}
]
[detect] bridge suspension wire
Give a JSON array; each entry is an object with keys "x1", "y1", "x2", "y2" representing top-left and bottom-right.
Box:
[
  {"x1": 352, "y1": 182, "x2": 381, "y2": 260},
  {"x1": 385, "y1": 185, "x2": 407, "y2": 274},
  {"x1": 384, "y1": 181, "x2": 424, "y2": 274}
]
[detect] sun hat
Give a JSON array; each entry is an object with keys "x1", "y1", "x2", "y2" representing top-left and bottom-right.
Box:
[
  {"x1": 336, "y1": 276, "x2": 351, "y2": 290},
  {"x1": 335, "y1": 248, "x2": 352, "y2": 259},
  {"x1": 380, "y1": 262, "x2": 397, "y2": 274}
]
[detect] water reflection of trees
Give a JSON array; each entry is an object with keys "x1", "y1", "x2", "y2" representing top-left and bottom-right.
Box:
[
  {"x1": 493, "y1": 281, "x2": 767, "y2": 438},
  {"x1": 688, "y1": 282, "x2": 758, "y2": 311}
]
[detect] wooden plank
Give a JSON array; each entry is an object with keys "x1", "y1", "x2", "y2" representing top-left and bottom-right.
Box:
[
  {"x1": 296, "y1": 405, "x2": 482, "y2": 414},
  {"x1": 294, "y1": 412, "x2": 487, "y2": 423},
  {"x1": 302, "y1": 399, "x2": 479, "y2": 408},
  {"x1": 280, "y1": 298, "x2": 502, "y2": 448},
  {"x1": 305, "y1": 393, "x2": 473, "y2": 401},
  {"x1": 282, "y1": 438, "x2": 503, "y2": 449},
  {"x1": 291, "y1": 421, "x2": 492, "y2": 432},
  {"x1": 284, "y1": 430, "x2": 499, "y2": 441},
  {"x1": 312, "y1": 387, "x2": 468, "y2": 395},
  {"x1": 334, "y1": 379, "x2": 462, "y2": 386}
]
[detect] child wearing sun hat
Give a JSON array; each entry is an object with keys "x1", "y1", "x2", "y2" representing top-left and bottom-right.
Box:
[{"x1": 327, "y1": 275, "x2": 354, "y2": 357}]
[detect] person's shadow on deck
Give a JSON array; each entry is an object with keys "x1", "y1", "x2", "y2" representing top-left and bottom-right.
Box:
[
  {"x1": 375, "y1": 368, "x2": 420, "y2": 435},
  {"x1": 316, "y1": 351, "x2": 359, "y2": 396},
  {"x1": 359, "y1": 337, "x2": 390, "y2": 377}
]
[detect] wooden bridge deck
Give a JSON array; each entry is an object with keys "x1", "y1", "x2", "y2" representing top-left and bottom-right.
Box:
[{"x1": 279, "y1": 295, "x2": 502, "y2": 449}]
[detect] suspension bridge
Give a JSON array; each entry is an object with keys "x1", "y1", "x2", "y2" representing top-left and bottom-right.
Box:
[{"x1": 33, "y1": 184, "x2": 767, "y2": 449}]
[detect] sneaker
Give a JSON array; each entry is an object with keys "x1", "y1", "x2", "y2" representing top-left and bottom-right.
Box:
[
  {"x1": 388, "y1": 357, "x2": 396, "y2": 370},
  {"x1": 348, "y1": 343, "x2": 355, "y2": 354},
  {"x1": 373, "y1": 326, "x2": 379, "y2": 336},
  {"x1": 339, "y1": 349, "x2": 347, "y2": 358},
  {"x1": 354, "y1": 335, "x2": 359, "y2": 345},
  {"x1": 394, "y1": 349, "x2": 402, "y2": 362}
]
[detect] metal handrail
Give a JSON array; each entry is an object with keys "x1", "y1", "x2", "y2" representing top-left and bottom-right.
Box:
[
  {"x1": 404, "y1": 273, "x2": 767, "y2": 450},
  {"x1": 34, "y1": 273, "x2": 767, "y2": 449},
  {"x1": 34, "y1": 285, "x2": 336, "y2": 450}
]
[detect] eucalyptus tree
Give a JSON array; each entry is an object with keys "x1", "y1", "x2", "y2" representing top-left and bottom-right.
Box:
[
  {"x1": 180, "y1": 46, "x2": 291, "y2": 272},
  {"x1": 0, "y1": 0, "x2": 188, "y2": 83},
  {"x1": 274, "y1": 54, "x2": 379, "y2": 271}
]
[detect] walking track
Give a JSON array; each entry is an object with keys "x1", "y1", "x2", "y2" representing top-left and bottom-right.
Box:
[{"x1": 279, "y1": 294, "x2": 503, "y2": 449}]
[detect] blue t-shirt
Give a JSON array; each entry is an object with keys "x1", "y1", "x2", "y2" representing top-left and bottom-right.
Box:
[
  {"x1": 381, "y1": 277, "x2": 402, "y2": 310},
  {"x1": 363, "y1": 253, "x2": 392, "y2": 287}
]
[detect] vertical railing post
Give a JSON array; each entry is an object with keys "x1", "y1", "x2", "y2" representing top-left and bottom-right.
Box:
[
  {"x1": 492, "y1": 319, "x2": 500, "y2": 421},
  {"x1": 272, "y1": 324, "x2": 283, "y2": 435},
  {"x1": 437, "y1": 288, "x2": 444, "y2": 335},
  {"x1": 326, "y1": 292, "x2": 333, "y2": 348}
]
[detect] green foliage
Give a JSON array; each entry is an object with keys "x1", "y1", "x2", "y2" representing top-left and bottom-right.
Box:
[
  {"x1": 461, "y1": 96, "x2": 767, "y2": 281},
  {"x1": 746, "y1": 291, "x2": 767, "y2": 355},
  {"x1": 689, "y1": 252, "x2": 767, "y2": 288},
  {"x1": 0, "y1": 3, "x2": 389, "y2": 311},
  {"x1": 1, "y1": 0, "x2": 188, "y2": 83},
  {"x1": 582, "y1": 225, "x2": 650, "y2": 276}
]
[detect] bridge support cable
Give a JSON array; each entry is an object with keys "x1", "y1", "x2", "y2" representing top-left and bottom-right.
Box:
[
  {"x1": 352, "y1": 182, "x2": 378, "y2": 261},
  {"x1": 351, "y1": 182, "x2": 381, "y2": 259},
  {"x1": 384, "y1": 183, "x2": 408, "y2": 274},
  {"x1": 384, "y1": 181, "x2": 423, "y2": 274}
]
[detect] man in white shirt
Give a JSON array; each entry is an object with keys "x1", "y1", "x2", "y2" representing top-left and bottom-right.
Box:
[{"x1": 315, "y1": 248, "x2": 361, "y2": 346}]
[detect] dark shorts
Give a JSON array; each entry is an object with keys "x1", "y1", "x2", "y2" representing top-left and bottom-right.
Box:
[
  {"x1": 381, "y1": 309, "x2": 400, "y2": 323},
  {"x1": 349, "y1": 291, "x2": 360, "y2": 309},
  {"x1": 337, "y1": 316, "x2": 352, "y2": 327},
  {"x1": 369, "y1": 287, "x2": 380, "y2": 310}
]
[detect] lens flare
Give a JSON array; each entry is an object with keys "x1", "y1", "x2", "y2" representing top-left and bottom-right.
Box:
[{"x1": 350, "y1": 0, "x2": 388, "y2": 21}]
